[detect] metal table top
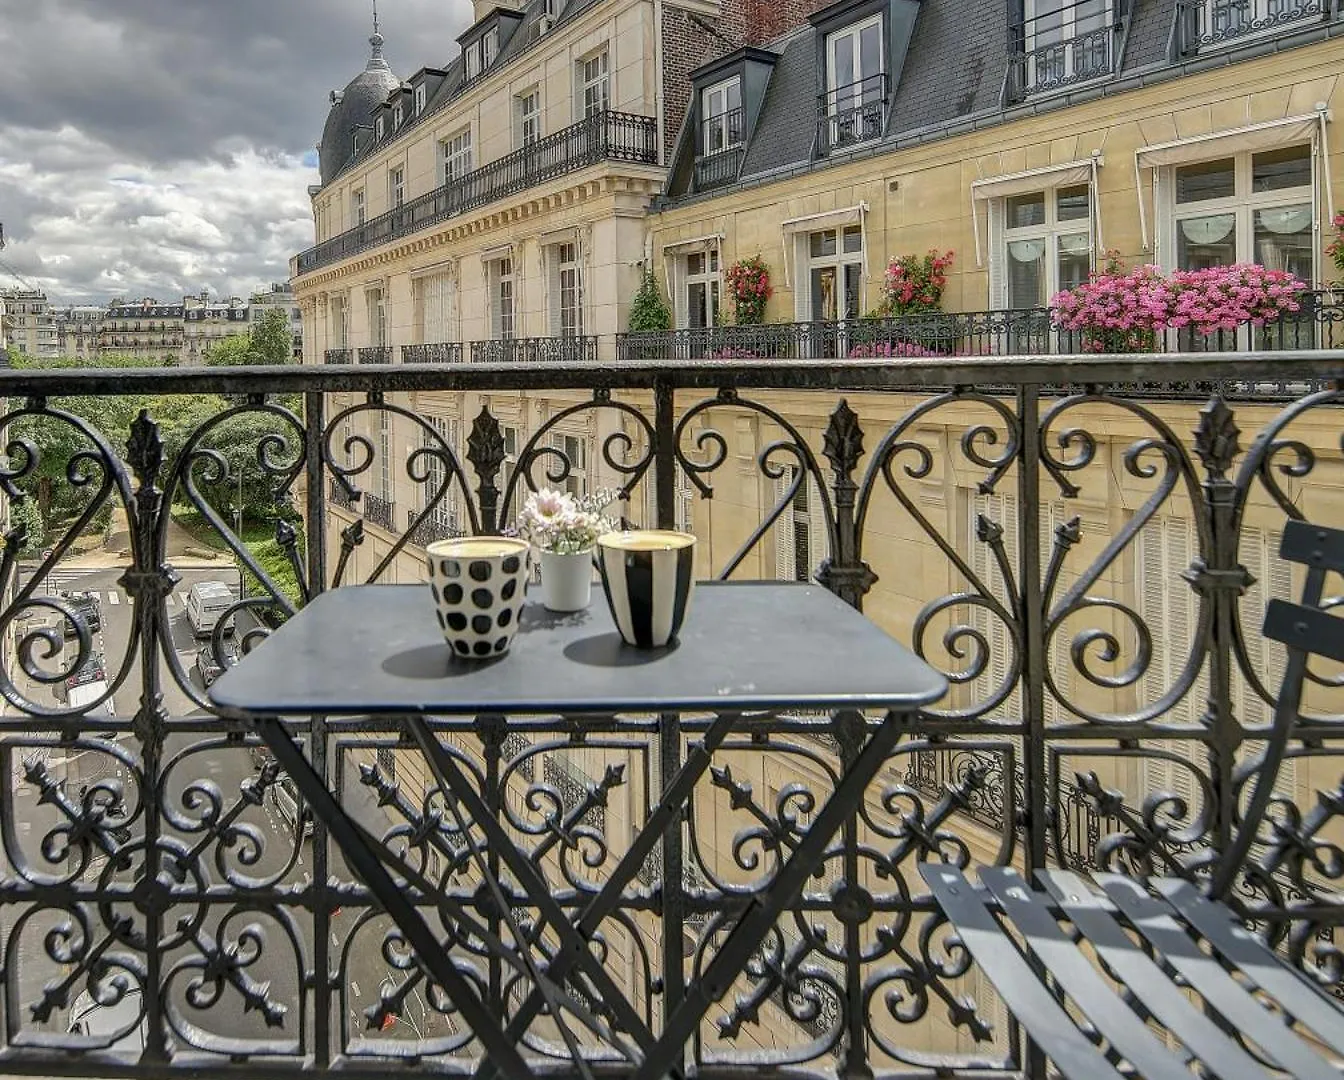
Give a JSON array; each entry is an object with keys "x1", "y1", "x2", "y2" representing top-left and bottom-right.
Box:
[{"x1": 209, "y1": 581, "x2": 946, "y2": 717}]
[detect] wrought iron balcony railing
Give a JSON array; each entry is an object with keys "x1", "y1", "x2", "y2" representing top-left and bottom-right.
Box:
[
  {"x1": 294, "y1": 111, "x2": 659, "y2": 276},
  {"x1": 695, "y1": 109, "x2": 744, "y2": 190},
  {"x1": 358, "y1": 346, "x2": 393, "y2": 365},
  {"x1": 400, "y1": 342, "x2": 464, "y2": 364},
  {"x1": 325, "y1": 347, "x2": 353, "y2": 365},
  {"x1": 816, "y1": 73, "x2": 888, "y2": 156},
  {"x1": 363, "y1": 492, "x2": 396, "y2": 531},
  {"x1": 1174, "y1": 0, "x2": 1330, "y2": 55},
  {"x1": 405, "y1": 506, "x2": 464, "y2": 548},
  {"x1": 2, "y1": 353, "x2": 1343, "y2": 1077},
  {"x1": 1005, "y1": 0, "x2": 1129, "y2": 103},
  {"x1": 469, "y1": 335, "x2": 598, "y2": 363}
]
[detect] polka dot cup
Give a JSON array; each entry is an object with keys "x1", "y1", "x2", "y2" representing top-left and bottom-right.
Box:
[{"x1": 425, "y1": 537, "x2": 532, "y2": 661}]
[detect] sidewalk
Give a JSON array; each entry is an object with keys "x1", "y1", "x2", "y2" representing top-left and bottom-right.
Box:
[{"x1": 59, "y1": 507, "x2": 233, "y2": 571}]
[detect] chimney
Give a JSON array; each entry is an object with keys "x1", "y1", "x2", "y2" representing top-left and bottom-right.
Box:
[{"x1": 472, "y1": 0, "x2": 494, "y2": 22}]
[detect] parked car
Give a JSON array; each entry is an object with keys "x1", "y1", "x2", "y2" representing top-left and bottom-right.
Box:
[
  {"x1": 272, "y1": 773, "x2": 313, "y2": 839},
  {"x1": 60, "y1": 591, "x2": 101, "y2": 638},
  {"x1": 185, "y1": 581, "x2": 236, "y2": 638},
  {"x1": 68, "y1": 986, "x2": 147, "y2": 1051},
  {"x1": 194, "y1": 640, "x2": 237, "y2": 688},
  {"x1": 57, "y1": 652, "x2": 106, "y2": 702}
]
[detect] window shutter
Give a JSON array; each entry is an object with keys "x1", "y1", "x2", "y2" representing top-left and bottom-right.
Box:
[
  {"x1": 986, "y1": 200, "x2": 1007, "y2": 309},
  {"x1": 809, "y1": 473, "x2": 829, "y2": 575},
  {"x1": 547, "y1": 248, "x2": 562, "y2": 338},
  {"x1": 774, "y1": 471, "x2": 796, "y2": 581}
]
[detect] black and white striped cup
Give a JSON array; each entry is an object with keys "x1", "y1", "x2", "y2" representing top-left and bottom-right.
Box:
[{"x1": 595, "y1": 530, "x2": 696, "y2": 648}]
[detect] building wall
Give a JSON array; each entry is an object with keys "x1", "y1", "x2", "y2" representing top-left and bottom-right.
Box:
[{"x1": 649, "y1": 39, "x2": 1344, "y2": 319}]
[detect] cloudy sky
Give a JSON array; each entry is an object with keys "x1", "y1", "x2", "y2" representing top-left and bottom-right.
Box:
[{"x1": 0, "y1": 0, "x2": 471, "y2": 304}]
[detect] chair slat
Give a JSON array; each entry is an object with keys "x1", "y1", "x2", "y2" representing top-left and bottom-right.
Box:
[
  {"x1": 1097, "y1": 875, "x2": 1339, "y2": 1080},
  {"x1": 1263, "y1": 598, "x2": 1344, "y2": 662},
  {"x1": 978, "y1": 868, "x2": 1194, "y2": 1080},
  {"x1": 1037, "y1": 871, "x2": 1273, "y2": 1080},
  {"x1": 1156, "y1": 878, "x2": 1344, "y2": 1057},
  {"x1": 1279, "y1": 519, "x2": 1344, "y2": 573},
  {"x1": 920, "y1": 866, "x2": 1127, "y2": 1080}
]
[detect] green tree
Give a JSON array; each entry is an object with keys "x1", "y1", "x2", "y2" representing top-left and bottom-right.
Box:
[
  {"x1": 205, "y1": 334, "x2": 255, "y2": 366},
  {"x1": 251, "y1": 308, "x2": 295, "y2": 365},
  {"x1": 8, "y1": 496, "x2": 46, "y2": 555},
  {"x1": 629, "y1": 271, "x2": 672, "y2": 332}
]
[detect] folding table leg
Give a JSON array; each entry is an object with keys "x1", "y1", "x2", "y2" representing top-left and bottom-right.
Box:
[
  {"x1": 250, "y1": 716, "x2": 538, "y2": 1080},
  {"x1": 630, "y1": 709, "x2": 909, "y2": 1080}
]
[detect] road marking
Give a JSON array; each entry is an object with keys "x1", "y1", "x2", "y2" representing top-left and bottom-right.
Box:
[
  {"x1": 180, "y1": 591, "x2": 190, "y2": 607},
  {"x1": 165, "y1": 595, "x2": 175, "y2": 607},
  {"x1": 351, "y1": 980, "x2": 360, "y2": 997},
  {"x1": 333, "y1": 933, "x2": 341, "y2": 948},
  {"x1": 107, "y1": 591, "x2": 120, "y2": 606}
]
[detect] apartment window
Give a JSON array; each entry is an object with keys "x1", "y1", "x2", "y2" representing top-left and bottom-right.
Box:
[
  {"x1": 824, "y1": 16, "x2": 884, "y2": 149},
  {"x1": 701, "y1": 77, "x2": 742, "y2": 155},
  {"x1": 1164, "y1": 144, "x2": 1313, "y2": 279},
  {"x1": 415, "y1": 272, "x2": 455, "y2": 343},
  {"x1": 580, "y1": 50, "x2": 610, "y2": 118},
  {"x1": 440, "y1": 129, "x2": 473, "y2": 184},
  {"x1": 415, "y1": 84, "x2": 427, "y2": 114},
  {"x1": 390, "y1": 166, "x2": 404, "y2": 208},
  {"x1": 773, "y1": 466, "x2": 827, "y2": 583},
  {"x1": 804, "y1": 226, "x2": 863, "y2": 321},
  {"x1": 490, "y1": 257, "x2": 516, "y2": 339},
  {"x1": 379, "y1": 410, "x2": 392, "y2": 502},
  {"x1": 518, "y1": 89, "x2": 542, "y2": 146},
  {"x1": 1023, "y1": 0, "x2": 1111, "y2": 90},
  {"x1": 550, "y1": 432, "x2": 588, "y2": 496},
  {"x1": 352, "y1": 188, "x2": 366, "y2": 226},
  {"x1": 551, "y1": 242, "x2": 584, "y2": 336},
  {"x1": 394, "y1": 104, "x2": 404, "y2": 128},
  {"x1": 992, "y1": 185, "x2": 1092, "y2": 309},
  {"x1": 465, "y1": 28, "x2": 498, "y2": 80},
  {"x1": 376, "y1": 116, "x2": 385, "y2": 141},
  {"x1": 422, "y1": 415, "x2": 461, "y2": 532},
  {"x1": 367, "y1": 287, "x2": 387, "y2": 347},
  {"x1": 683, "y1": 249, "x2": 719, "y2": 329}
]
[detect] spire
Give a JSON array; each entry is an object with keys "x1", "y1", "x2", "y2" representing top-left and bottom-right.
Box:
[{"x1": 367, "y1": 0, "x2": 388, "y2": 70}]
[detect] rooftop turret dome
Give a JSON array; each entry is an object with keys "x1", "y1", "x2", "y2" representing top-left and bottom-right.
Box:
[{"x1": 318, "y1": 25, "x2": 400, "y2": 186}]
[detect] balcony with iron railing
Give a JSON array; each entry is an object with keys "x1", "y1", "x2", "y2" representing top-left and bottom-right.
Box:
[
  {"x1": 401, "y1": 342, "x2": 464, "y2": 364},
  {"x1": 358, "y1": 346, "x2": 394, "y2": 365},
  {"x1": 816, "y1": 73, "x2": 888, "y2": 157},
  {"x1": 694, "y1": 109, "x2": 744, "y2": 191},
  {"x1": 1004, "y1": 0, "x2": 1129, "y2": 104},
  {"x1": 325, "y1": 347, "x2": 354, "y2": 364},
  {"x1": 294, "y1": 110, "x2": 659, "y2": 276},
  {"x1": 470, "y1": 335, "x2": 599, "y2": 363},
  {"x1": 405, "y1": 506, "x2": 464, "y2": 547},
  {"x1": 2, "y1": 352, "x2": 1343, "y2": 1078},
  {"x1": 1174, "y1": 0, "x2": 1332, "y2": 55}
]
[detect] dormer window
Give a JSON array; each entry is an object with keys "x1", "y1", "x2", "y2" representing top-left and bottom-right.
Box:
[
  {"x1": 821, "y1": 16, "x2": 885, "y2": 154},
  {"x1": 701, "y1": 78, "x2": 742, "y2": 155},
  {"x1": 394, "y1": 104, "x2": 404, "y2": 127},
  {"x1": 376, "y1": 116, "x2": 385, "y2": 140},
  {"x1": 1021, "y1": 0, "x2": 1111, "y2": 92},
  {"x1": 415, "y1": 84, "x2": 427, "y2": 114},
  {"x1": 465, "y1": 27, "x2": 499, "y2": 80}
]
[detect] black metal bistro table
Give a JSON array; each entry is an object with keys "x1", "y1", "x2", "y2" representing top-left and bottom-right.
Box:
[{"x1": 210, "y1": 581, "x2": 946, "y2": 1080}]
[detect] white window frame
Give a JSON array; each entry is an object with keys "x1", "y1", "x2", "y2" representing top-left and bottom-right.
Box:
[
  {"x1": 701, "y1": 77, "x2": 742, "y2": 155},
  {"x1": 677, "y1": 248, "x2": 720, "y2": 330},
  {"x1": 518, "y1": 89, "x2": 542, "y2": 147},
  {"x1": 796, "y1": 225, "x2": 864, "y2": 323},
  {"x1": 375, "y1": 116, "x2": 385, "y2": 141},
  {"x1": 550, "y1": 431, "x2": 588, "y2": 496},
  {"x1": 415, "y1": 271, "x2": 455, "y2": 344},
  {"x1": 414, "y1": 84, "x2": 427, "y2": 114},
  {"x1": 421, "y1": 415, "x2": 461, "y2": 533},
  {"x1": 366, "y1": 286, "x2": 387, "y2": 347},
  {"x1": 823, "y1": 15, "x2": 884, "y2": 149},
  {"x1": 1156, "y1": 143, "x2": 1316, "y2": 343},
  {"x1": 551, "y1": 241, "x2": 584, "y2": 337},
  {"x1": 352, "y1": 187, "x2": 366, "y2": 227},
  {"x1": 580, "y1": 49, "x2": 610, "y2": 118},
  {"x1": 394, "y1": 103, "x2": 404, "y2": 128},
  {"x1": 989, "y1": 184, "x2": 1094, "y2": 310},
  {"x1": 1022, "y1": 0, "x2": 1112, "y2": 90},
  {"x1": 439, "y1": 128, "x2": 473, "y2": 185},
  {"x1": 489, "y1": 256, "x2": 516, "y2": 339},
  {"x1": 378, "y1": 410, "x2": 392, "y2": 503},
  {"x1": 390, "y1": 166, "x2": 405, "y2": 209}
]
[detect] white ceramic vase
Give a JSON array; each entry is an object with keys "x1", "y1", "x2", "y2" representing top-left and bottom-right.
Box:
[{"x1": 540, "y1": 549, "x2": 593, "y2": 612}]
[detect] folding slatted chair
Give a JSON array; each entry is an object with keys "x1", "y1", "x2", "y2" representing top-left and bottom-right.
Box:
[{"x1": 923, "y1": 518, "x2": 1344, "y2": 1079}]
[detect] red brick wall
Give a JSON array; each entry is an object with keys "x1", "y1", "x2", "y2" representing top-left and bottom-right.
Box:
[{"x1": 660, "y1": 0, "x2": 823, "y2": 160}]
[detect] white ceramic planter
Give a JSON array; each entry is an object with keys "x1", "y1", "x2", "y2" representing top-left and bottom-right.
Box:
[{"x1": 540, "y1": 549, "x2": 593, "y2": 612}]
